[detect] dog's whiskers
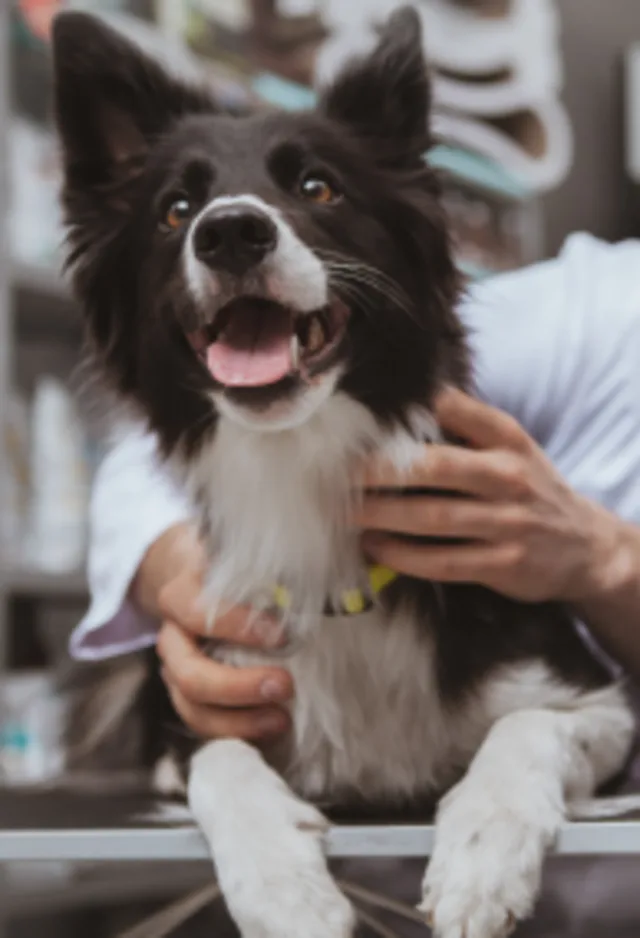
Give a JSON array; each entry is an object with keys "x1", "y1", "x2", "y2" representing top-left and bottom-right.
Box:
[{"x1": 316, "y1": 250, "x2": 421, "y2": 327}]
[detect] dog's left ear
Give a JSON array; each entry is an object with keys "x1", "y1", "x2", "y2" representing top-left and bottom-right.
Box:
[
  {"x1": 320, "y1": 6, "x2": 430, "y2": 162},
  {"x1": 52, "y1": 13, "x2": 214, "y2": 198}
]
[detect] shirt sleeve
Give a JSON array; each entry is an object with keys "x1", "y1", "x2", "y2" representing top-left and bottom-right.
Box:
[
  {"x1": 461, "y1": 233, "x2": 640, "y2": 525},
  {"x1": 69, "y1": 427, "x2": 194, "y2": 661}
]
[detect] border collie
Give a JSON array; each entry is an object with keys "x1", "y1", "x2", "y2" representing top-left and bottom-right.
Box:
[{"x1": 53, "y1": 9, "x2": 636, "y2": 938}]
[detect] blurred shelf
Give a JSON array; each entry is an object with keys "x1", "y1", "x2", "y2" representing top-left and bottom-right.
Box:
[
  {"x1": 10, "y1": 261, "x2": 79, "y2": 336},
  {"x1": 11, "y1": 262, "x2": 70, "y2": 302},
  {"x1": 4, "y1": 566, "x2": 87, "y2": 598}
]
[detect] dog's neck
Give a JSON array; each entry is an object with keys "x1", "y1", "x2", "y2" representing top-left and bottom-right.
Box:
[{"x1": 179, "y1": 392, "x2": 436, "y2": 631}]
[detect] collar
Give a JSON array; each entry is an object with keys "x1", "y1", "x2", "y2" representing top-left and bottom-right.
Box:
[{"x1": 270, "y1": 564, "x2": 398, "y2": 618}]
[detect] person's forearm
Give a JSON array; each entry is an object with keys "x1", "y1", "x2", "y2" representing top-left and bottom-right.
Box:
[
  {"x1": 572, "y1": 504, "x2": 640, "y2": 678},
  {"x1": 132, "y1": 522, "x2": 202, "y2": 618}
]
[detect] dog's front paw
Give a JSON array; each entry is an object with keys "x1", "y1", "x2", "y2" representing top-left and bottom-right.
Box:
[
  {"x1": 229, "y1": 857, "x2": 356, "y2": 938},
  {"x1": 218, "y1": 799, "x2": 355, "y2": 938},
  {"x1": 419, "y1": 776, "x2": 559, "y2": 938}
]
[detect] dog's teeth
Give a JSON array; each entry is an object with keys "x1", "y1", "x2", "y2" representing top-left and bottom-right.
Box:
[
  {"x1": 290, "y1": 334, "x2": 300, "y2": 370},
  {"x1": 306, "y1": 315, "x2": 325, "y2": 354}
]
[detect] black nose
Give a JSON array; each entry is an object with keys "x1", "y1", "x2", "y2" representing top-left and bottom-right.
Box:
[{"x1": 193, "y1": 207, "x2": 278, "y2": 276}]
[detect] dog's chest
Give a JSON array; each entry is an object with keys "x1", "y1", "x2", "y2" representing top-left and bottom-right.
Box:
[
  {"x1": 188, "y1": 399, "x2": 472, "y2": 802},
  {"x1": 221, "y1": 603, "x2": 467, "y2": 805}
]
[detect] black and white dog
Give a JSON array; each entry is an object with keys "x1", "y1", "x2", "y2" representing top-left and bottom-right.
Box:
[{"x1": 53, "y1": 9, "x2": 636, "y2": 938}]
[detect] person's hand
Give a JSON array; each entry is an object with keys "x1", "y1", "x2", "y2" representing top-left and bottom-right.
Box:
[
  {"x1": 136, "y1": 525, "x2": 293, "y2": 741},
  {"x1": 356, "y1": 387, "x2": 617, "y2": 604}
]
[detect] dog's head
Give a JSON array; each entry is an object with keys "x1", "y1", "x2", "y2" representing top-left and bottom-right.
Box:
[{"x1": 53, "y1": 7, "x2": 466, "y2": 451}]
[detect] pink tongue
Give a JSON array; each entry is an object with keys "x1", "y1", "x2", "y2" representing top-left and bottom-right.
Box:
[{"x1": 207, "y1": 303, "x2": 293, "y2": 387}]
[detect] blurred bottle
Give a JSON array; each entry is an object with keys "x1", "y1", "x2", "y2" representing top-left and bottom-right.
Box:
[
  {"x1": 0, "y1": 671, "x2": 66, "y2": 785},
  {"x1": 0, "y1": 391, "x2": 30, "y2": 565},
  {"x1": 25, "y1": 377, "x2": 89, "y2": 574}
]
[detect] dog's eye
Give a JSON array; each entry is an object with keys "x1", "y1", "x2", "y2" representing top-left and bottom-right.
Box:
[
  {"x1": 164, "y1": 196, "x2": 193, "y2": 230},
  {"x1": 298, "y1": 173, "x2": 340, "y2": 205}
]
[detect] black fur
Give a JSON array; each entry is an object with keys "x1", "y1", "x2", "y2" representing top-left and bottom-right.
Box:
[
  {"x1": 53, "y1": 9, "x2": 466, "y2": 455},
  {"x1": 53, "y1": 9, "x2": 610, "y2": 789}
]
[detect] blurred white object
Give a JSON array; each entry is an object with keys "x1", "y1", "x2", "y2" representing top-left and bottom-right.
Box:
[
  {"x1": 10, "y1": 119, "x2": 64, "y2": 267},
  {"x1": 196, "y1": 0, "x2": 251, "y2": 31},
  {"x1": 314, "y1": 0, "x2": 571, "y2": 193},
  {"x1": 318, "y1": 0, "x2": 562, "y2": 89},
  {"x1": 625, "y1": 43, "x2": 640, "y2": 184},
  {"x1": 25, "y1": 377, "x2": 89, "y2": 574},
  {"x1": 0, "y1": 672, "x2": 66, "y2": 786},
  {"x1": 433, "y1": 102, "x2": 573, "y2": 192},
  {"x1": 422, "y1": 0, "x2": 561, "y2": 89},
  {"x1": 278, "y1": 0, "x2": 321, "y2": 14}
]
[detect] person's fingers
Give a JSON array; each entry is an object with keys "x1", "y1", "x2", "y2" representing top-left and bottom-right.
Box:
[
  {"x1": 157, "y1": 570, "x2": 208, "y2": 633},
  {"x1": 355, "y1": 495, "x2": 524, "y2": 540},
  {"x1": 158, "y1": 573, "x2": 282, "y2": 647},
  {"x1": 166, "y1": 683, "x2": 290, "y2": 741},
  {"x1": 363, "y1": 444, "x2": 529, "y2": 500},
  {"x1": 362, "y1": 533, "x2": 521, "y2": 584},
  {"x1": 157, "y1": 622, "x2": 294, "y2": 708},
  {"x1": 434, "y1": 386, "x2": 533, "y2": 454}
]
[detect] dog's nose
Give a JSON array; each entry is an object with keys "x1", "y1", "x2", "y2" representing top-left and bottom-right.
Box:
[{"x1": 193, "y1": 207, "x2": 278, "y2": 276}]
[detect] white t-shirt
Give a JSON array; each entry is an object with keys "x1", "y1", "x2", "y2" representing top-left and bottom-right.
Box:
[{"x1": 70, "y1": 233, "x2": 640, "y2": 660}]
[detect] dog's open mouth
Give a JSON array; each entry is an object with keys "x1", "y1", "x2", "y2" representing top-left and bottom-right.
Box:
[{"x1": 187, "y1": 297, "x2": 350, "y2": 389}]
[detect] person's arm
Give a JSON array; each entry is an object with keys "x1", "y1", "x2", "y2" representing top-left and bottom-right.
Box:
[
  {"x1": 70, "y1": 428, "x2": 195, "y2": 660},
  {"x1": 571, "y1": 515, "x2": 640, "y2": 677},
  {"x1": 358, "y1": 387, "x2": 640, "y2": 676},
  {"x1": 132, "y1": 522, "x2": 203, "y2": 619}
]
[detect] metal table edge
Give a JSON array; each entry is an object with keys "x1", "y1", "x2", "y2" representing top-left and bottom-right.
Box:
[{"x1": 2, "y1": 821, "x2": 640, "y2": 862}]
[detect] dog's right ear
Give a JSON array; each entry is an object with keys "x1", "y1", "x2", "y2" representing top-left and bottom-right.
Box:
[
  {"x1": 52, "y1": 13, "x2": 214, "y2": 197},
  {"x1": 320, "y1": 6, "x2": 430, "y2": 165}
]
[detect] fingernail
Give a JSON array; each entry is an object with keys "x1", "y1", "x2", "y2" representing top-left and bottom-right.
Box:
[
  {"x1": 258, "y1": 711, "x2": 287, "y2": 735},
  {"x1": 260, "y1": 677, "x2": 290, "y2": 701}
]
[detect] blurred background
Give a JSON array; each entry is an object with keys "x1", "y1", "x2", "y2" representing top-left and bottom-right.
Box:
[{"x1": 0, "y1": 0, "x2": 640, "y2": 934}]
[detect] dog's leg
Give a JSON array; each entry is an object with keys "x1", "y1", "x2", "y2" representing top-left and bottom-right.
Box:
[
  {"x1": 420, "y1": 685, "x2": 634, "y2": 938},
  {"x1": 188, "y1": 738, "x2": 356, "y2": 938}
]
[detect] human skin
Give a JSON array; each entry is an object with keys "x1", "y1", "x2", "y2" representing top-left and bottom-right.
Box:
[{"x1": 136, "y1": 388, "x2": 640, "y2": 740}]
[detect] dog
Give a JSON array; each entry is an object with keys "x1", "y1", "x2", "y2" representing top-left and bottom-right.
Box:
[{"x1": 52, "y1": 8, "x2": 636, "y2": 938}]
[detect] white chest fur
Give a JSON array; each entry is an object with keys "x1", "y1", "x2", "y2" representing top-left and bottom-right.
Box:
[
  {"x1": 261, "y1": 604, "x2": 465, "y2": 804},
  {"x1": 181, "y1": 393, "x2": 440, "y2": 612},
  {"x1": 180, "y1": 393, "x2": 472, "y2": 802},
  {"x1": 182, "y1": 394, "x2": 384, "y2": 615}
]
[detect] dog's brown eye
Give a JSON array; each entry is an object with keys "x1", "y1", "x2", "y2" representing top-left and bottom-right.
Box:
[
  {"x1": 299, "y1": 174, "x2": 340, "y2": 204},
  {"x1": 164, "y1": 196, "x2": 193, "y2": 230}
]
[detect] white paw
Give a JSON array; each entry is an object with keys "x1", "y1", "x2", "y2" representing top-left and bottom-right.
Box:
[
  {"x1": 224, "y1": 812, "x2": 356, "y2": 938},
  {"x1": 419, "y1": 776, "x2": 559, "y2": 938},
  {"x1": 233, "y1": 872, "x2": 355, "y2": 938},
  {"x1": 189, "y1": 740, "x2": 355, "y2": 937},
  {"x1": 210, "y1": 781, "x2": 355, "y2": 938}
]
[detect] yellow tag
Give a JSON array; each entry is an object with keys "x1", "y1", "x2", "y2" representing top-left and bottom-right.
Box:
[
  {"x1": 341, "y1": 589, "x2": 367, "y2": 615},
  {"x1": 272, "y1": 584, "x2": 292, "y2": 610},
  {"x1": 368, "y1": 564, "x2": 397, "y2": 595}
]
